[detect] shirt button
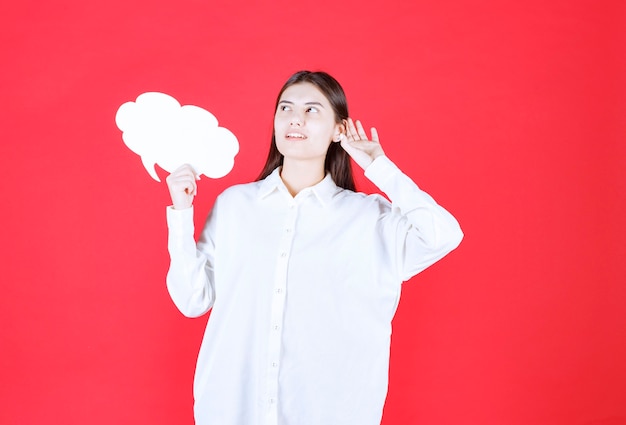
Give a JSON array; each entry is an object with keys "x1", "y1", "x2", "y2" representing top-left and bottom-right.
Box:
[
  {"x1": 273, "y1": 325, "x2": 280, "y2": 330},
  {"x1": 269, "y1": 398, "x2": 275, "y2": 404},
  {"x1": 280, "y1": 252, "x2": 287, "y2": 258},
  {"x1": 272, "y1": 362, "x2": 278, "y2": 368},
  {"x1": 285, "y1": 228, "x2": 291, "y2": 233},
  {"x1": 275, "y1": 288, "x2": 282, "y2": 294}
]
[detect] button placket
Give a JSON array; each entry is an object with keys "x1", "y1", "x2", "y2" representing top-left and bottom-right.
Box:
[{"x1": 265, "y1": 199, "x2": 298, "y2": 423}]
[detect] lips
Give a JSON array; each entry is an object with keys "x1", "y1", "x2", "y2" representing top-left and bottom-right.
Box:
[{"x1": 285, "y1": 132, "x2": 307, "y2": 140}]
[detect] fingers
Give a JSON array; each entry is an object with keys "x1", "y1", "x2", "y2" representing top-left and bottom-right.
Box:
[
  {"x1": 371, "y1": 127, "x2": 379, "y2": 142},
  {"x1": 346, "y1": 118, "x2": 376, "y2": 143},
  {"x1": 172, "y1": 164, "x2": 200, "y2": 180},
  {"x1": 342, "y1": 119, "x2": 385, "y2": 168},
  {"x1": 168, "y1": 166, "x2": 198, "y2": 190},
  {"x1": 355, "y1": 120, "x2": 368, "y2": 140},
  {"x1": 346, "y1": 118, "x2": 358, "y2": 141},
  {"x1": 346, "y1": 118, "x2": 360, "y2": 142},
  {"x1": 166, "y1": 164, "x2": 199, "y2": 208},
  {"x1": 168, "y1": 176, "x2": 196, "y2": 197}
]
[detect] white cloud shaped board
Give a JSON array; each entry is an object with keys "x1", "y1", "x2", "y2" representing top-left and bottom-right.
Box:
[{"x1": 115, "y1": 92, "x2": 239, "y2": 181}]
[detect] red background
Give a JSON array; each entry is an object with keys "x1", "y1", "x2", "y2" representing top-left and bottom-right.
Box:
[{"x1": 1, "y1": 0, "x2": 625, "y2": 424}]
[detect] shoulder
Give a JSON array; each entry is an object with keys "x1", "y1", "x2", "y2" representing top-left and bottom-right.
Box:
[
  {"x1": 216, "y1": 181, "x2": 263, "y2": 204},
  {"x1": 334, "y1": 188, "x2": 391, "y2": 213},
  {"x1": 206, "y1": 181, "x2": 263, "y2": 224}
]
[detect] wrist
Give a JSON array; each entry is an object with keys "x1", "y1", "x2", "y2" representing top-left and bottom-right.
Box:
[{"x1": 171, "y1": 201, "x2": 193, "y2": 210}]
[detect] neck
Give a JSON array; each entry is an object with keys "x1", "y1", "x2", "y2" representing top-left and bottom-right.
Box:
[{"x1": 280, "y1": 158, "x2": 325, "y2": 197}]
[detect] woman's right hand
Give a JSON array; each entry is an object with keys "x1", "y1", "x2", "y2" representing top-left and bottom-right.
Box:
[{"x1": 166, "y1": 164, "x2": 200, "y2": 210}]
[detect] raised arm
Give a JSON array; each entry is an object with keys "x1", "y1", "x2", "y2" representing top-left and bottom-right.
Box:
[
  {"x1": 342, "y1": 118, "x2": 463, "y2": 280},
  {"x1": 165, "y1": 165, "x2": 216, "y2": 317}
]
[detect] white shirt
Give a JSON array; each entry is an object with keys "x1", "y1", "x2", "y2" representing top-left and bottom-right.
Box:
[{"x1": 166, "y1": 156, "x2": 463, "y2": 425}]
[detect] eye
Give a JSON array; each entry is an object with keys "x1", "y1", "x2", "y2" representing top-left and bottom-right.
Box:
[
  {"x1": 279, "y1": 104, "x2": 291, "y2": 112},
  {"x1": 306, "y1": 106, "x2": 319, "y2": 113}
]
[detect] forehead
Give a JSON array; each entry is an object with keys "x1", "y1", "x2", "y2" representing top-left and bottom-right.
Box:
[{"x1": 279, "y1": 82, "x2": 330, "y2": 105}]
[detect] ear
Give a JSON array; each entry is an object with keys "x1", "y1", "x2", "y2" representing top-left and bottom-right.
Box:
[{"x1": 333, "y1": 121, "x2": 347, "y2": 143}]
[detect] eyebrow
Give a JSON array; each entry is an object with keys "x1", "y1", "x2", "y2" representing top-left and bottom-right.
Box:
[{"x1": 278, "y1": 100, "x2": 326, "y2": 108}]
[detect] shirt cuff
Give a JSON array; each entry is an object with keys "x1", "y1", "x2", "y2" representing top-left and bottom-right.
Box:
[{"x1": 166, "y1": 205, "x2": 195, "y2": 236}]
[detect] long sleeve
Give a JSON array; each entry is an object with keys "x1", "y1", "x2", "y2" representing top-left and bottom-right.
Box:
[
  {"x1": 166, "y1": 206, "x2": 216, "y2": 317},
  {"x1": 364, "y1": 155, "x2": 464, "y2": 281}
]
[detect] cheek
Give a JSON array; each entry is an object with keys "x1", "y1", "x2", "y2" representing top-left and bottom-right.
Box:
[
  {"x1": 274, "y1": 113, "x2": 289, "y2": 131},
  {"x1": 320, "y1": 121, "x2": 338, "y2": 139}
]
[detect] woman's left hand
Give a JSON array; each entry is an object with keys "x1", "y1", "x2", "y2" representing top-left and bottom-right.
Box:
[{"x1": 340, "y1": 118, "x2": 385, "y2": 170}]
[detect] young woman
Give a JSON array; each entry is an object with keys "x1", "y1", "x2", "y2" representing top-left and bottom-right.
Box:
[{"x1": 165, "y1": 71, "x2": 463, "y2": 425}]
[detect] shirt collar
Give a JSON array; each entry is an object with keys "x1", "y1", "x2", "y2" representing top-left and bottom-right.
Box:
[{"x1": 258, "y1": 167, "x2": 339, "y2": 207}]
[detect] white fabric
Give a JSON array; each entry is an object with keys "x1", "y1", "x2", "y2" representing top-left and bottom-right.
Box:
[{"x1": 166, "y1": 155, "x2": 463, "y2": 425}]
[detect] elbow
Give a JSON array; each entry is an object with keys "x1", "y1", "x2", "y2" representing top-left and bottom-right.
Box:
[
  {"x1": 400, "y1": 222, "x2": 463, "y2": 280},
  {"x1": 179, "y1": 303, "x2": 210, "y2": 319},
  {"x1": 441, "y1": 221, "x2": 463, "y2": 255},
  {"x1": 166, "y1": 275, "x2": 213, "y2": 318},
  {"x1": 437, "y1": 209, "x2": 464, "y2": 251},
  {"x1": 450, "y1": 225, "x2": 464, "y2": 250},
  {"x1": 426, "y1": 221, "x2": 463, "y2": 255},
  {"x1": 168, "y1": 290, "x2": 213, "y2": 318}
]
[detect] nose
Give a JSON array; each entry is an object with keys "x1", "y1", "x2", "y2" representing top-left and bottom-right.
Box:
[{"x1": 289, "y1": 112, "x2": 303, "y2": 127}]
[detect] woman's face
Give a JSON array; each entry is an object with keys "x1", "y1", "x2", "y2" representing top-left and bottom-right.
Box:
[{"x1": 274, "y1": 82, "x2": 341, "y2": 164}]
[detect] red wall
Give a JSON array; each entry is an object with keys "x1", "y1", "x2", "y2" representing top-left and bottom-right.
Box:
[{"x1": 2, "y1": 1, "x2": 625, "y2": 424}]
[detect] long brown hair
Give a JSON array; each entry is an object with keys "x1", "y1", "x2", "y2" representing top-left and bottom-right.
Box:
[{"x1": 256, "y1": 71, "x2": 356, "y2": 191}]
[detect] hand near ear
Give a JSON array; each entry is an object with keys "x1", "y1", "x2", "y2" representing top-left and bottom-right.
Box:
[{"x1": 340, "y1": 118, "x2": 385, "y2": 170}]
